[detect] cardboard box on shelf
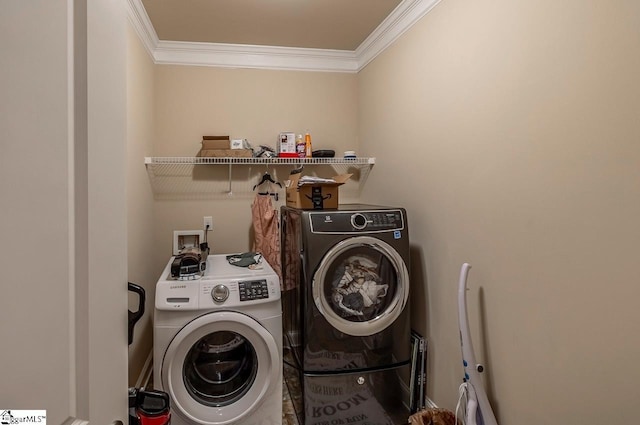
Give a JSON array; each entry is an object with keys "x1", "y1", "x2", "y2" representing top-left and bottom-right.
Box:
[
  {"x1": 197, "y1": 149, "x2": 253, "y2": 158},
  {"x1": 285, "y1": 173, "x2": 352, "y2": 209},
  {"x1": 202, "y1": 135, "x2": 230, "y2": 150},
  {"x1": 202, "y1": 139, "x2": 230, "y2": 150}
]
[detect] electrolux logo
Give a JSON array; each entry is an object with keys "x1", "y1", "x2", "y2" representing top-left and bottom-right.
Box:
[{"x1": 0, "y1": 411, "x2": 46, "y2": 425}]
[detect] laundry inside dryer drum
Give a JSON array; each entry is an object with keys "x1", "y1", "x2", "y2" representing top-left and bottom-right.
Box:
[
  {"x1": 183, "y1": 331, "x2": 258, "y2": 407},
  {"x1": 327, "y1": 250, "x2": 398, "y2": 321}
]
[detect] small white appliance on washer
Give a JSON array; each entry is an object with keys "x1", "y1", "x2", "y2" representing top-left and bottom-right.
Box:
[{"x1": 153, "y1": 254, "x2": 282, "y2": 425}]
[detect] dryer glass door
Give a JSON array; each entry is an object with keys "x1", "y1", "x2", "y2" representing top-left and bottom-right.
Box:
[
  {"x1": 183, "y1": 330, "x2": 257, "y2": 406},
  {"x1": 312, "y1": 236, "x2": 409, "y2": 336},
  {"x1": 162, "y1": 311, "x2": 280, "y2": 424}
]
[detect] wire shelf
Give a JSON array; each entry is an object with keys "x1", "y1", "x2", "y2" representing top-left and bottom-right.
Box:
[
  {"x1": 144, "y1": 156, "x2": 375, "y2": 166},
  {"x1": 144, "y1": 156, "x2": 375, "y2": 200}
]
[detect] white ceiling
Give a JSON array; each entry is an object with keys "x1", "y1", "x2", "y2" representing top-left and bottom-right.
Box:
[
  {"x1": 127, "y1": 0, "x2": 442, "y2": 72},
  {"x1": 141, "y1": 0, "x2": 402, "y2": 51}
]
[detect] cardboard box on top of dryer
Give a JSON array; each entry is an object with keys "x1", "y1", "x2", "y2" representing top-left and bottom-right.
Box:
[{"x1": 285, "y1": 173, "x2": 352, "y2": 209}]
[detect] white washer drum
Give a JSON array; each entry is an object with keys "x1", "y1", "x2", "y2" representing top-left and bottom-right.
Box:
[
  {"x1": 161, "y1": 311, "x2": 280, "y2": 425},
  {"x1": 312, "y1": 235, "x2": 410, "y2": 336}
]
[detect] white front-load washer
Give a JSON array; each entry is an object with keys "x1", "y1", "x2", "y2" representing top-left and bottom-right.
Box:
[{"x1": 153, "y1": 254, "x2": 282, "y2": 425}]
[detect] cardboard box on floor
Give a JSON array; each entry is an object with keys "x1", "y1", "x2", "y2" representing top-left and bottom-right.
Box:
[{"x1": 286, "y1": 173, "x2": 352, "y2": 209}]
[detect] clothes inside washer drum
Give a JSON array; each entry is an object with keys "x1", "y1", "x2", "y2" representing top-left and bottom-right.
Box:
[{"x1": 251, "y1": 193, "x2": 282, "y2": 286}]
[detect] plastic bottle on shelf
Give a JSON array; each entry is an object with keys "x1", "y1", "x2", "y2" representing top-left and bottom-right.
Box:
[
  {"x1": 304, "y1": 131, "x2": 313, "y2": 158},
  {"x1": 296, "y1": 134, "x2": 305, "y2": 158}
]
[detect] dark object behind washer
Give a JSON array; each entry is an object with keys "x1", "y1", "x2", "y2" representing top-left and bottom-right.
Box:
[{"x1": 128, "y1": 282, "x2": 145, "y2": 345}]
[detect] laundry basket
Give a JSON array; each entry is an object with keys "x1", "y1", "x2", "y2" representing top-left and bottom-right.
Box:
[{"x1": 408, "y1": 408, "x2": 458, "y2": 425}]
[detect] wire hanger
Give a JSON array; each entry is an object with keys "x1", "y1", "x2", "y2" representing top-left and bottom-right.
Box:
[
  {"x1": 253, "y1": 170, "x2": 282, "y2": 201},
  {"x1": 253, "y1": 171, "x2": 282, "y2": 191}
]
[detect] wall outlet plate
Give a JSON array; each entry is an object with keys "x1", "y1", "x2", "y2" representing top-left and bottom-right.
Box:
[
  {"x1": 173, "y1": 230, "x2": 205, "y2": 255},
  {"x1": 204, "y1": 216, "x2": 213, "y2": 230}
]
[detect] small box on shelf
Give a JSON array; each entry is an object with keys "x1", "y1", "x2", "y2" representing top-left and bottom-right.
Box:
[{"x1": 277, "y1": 132, "x2": 297, "y2": 158}]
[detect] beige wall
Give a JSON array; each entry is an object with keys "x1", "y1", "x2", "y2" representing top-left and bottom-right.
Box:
[
  {"x1": 151, "y1": 66, "x2": 359, "y2": 268},
  {"x1": 359, "y1": 0, "x2": 640, "y2": 423},
  {"x1": 127, "y1": 23, "x2": 157, "y2": 385},
  {"x1": 153, "y1": 67, "x2": 358, "y2": 157}
]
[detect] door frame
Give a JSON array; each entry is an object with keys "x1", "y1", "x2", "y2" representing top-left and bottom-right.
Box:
[{"x1": 74, "y1": 0, "x2": 129, "y2": 422}]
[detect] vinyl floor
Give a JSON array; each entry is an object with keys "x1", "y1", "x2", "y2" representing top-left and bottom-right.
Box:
[{"x1": 282, "y1": 346, "x2": 303, "y2": 425}]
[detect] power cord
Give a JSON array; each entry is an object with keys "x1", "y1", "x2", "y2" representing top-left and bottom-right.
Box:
[
  {"x1": 455, "y1": 382, "x2": 469, "y2": 425},
  {"x1": 200, "y1": 224, "x2": 211, "y2": 255}
]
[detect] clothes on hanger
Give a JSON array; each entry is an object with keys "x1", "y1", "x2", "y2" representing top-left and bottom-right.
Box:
[{"x1": 251, "y1": 193, "x2": 282, "y2": 286}]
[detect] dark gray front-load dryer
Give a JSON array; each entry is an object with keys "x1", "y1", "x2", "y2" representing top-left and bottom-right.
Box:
[{"x1": 281, "y1": 204, "x2": 411, "y2": 425}]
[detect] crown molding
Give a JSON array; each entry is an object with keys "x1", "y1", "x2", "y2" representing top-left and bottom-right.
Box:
[
  {"x1": 126, "y1": 0, "x2": 441, "y2": 73},
  {"x1": 125, "y1": 0, "x2": 158, "y2": 58},
  {"x1": 356, "y1": 0, "x2": 442, "y2": 70},
  {"x1": 154, "y1": 41, "x2": 360, "y2": 73}
]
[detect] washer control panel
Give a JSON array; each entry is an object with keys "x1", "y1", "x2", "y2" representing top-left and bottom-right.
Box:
[
  {"x1": 310, "y1": 209, "x2": 405, "y2": 233},
  {"x1": 197, "y1": 278, "x2": 277, "y2": 308},
  {"x1": 238, "y1": 279, "x2": 270, "y2": 301},
  {"x1": 155, "y1": 254, "x2": 280, "y2": 310}
]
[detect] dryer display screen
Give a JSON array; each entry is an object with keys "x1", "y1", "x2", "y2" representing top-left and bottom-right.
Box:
[{"x1": 239, "y1": 279, "x2": 269, "y2": 301}]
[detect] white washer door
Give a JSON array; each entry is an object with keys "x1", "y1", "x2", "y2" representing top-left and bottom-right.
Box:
[
  {"x1": 161, "y1": 311, "x2": 280, "y2": 425},
  {"x1": 312, "y1": 236, "x2": 410, "y2": 336}
]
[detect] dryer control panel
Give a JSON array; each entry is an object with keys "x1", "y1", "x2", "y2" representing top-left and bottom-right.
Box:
[{"x1": 309, "y1": 209, "x2": 405, "y2": 233}]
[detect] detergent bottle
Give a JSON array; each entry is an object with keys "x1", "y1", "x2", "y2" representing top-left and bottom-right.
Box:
[
  {"x1": 296, "y1": 134, "x2": 305, "y2": 158},
  {"x1": 304, "y1": 131, "x2": 313, "y2": 158}
]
